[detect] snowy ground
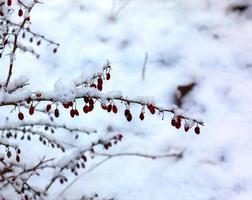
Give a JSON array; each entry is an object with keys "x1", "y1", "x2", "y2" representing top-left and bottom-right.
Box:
[{"x1": 1, "y1": 0, "x2": 252, "y2": 199}]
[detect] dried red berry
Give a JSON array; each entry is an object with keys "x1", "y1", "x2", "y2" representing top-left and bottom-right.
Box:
[
  {"x1": 54, "y1": 109, "x2": 59, "y2": 118},
  {"x1": 139, "y1": 112, "x2": 144, "y2": 120},
  {"x1": 107, "y1": 104, "x2": 112, "y2": 112},
  {"x1": 29, "y1": 106, "x2": 34, "y2": 115},
  {"x1": 16, "y1": 155, "x2": 20, "y2": 162},
  {"x1": 36, "y1": 92, "x2": 41, "y2": 97},
  {"x1": 171, "y1": 118, "x2": 176, "y2": 126},
  {"x1": 175, "y1": 120, "x2": 181, "y2": 129},
  {"x1": 59, "y1": 178, "x2": 64, "y2": 184},
  {"x1": 147, "y1": 104, "x2": 155, "y2": 114},
  {"x1": 112, "y1": 105, "x2": 118, "y2": 113},
  {"x1": 127, "y1": 113, "x2": 132, "y2": 121},
  {"x1": 70, "y1": 109, "x2": 75, "y2": 118},
  {"x1": 194, "y1": 126, "x2": 200, "y2": 134},
  {"x1": 84, "y1": 96, "x2": 89, "y2": 103},
  {"x1": 97, "y1": 84, "x2": 102, "y2": 91},
  {"x1": 103, "y1": 142, "x2": 111, "y2": 150},
  {"x1": 81, "y1": 155, "x2": 87, "y2": 162},
  {"x1": 101, "y1": 104, "x2": 107, "y2": 110},
  {"x1": 90, "y1": 83, "x2": 96, "y2": 88},
  {"x1": 89, "y1": 98, "x2": 94, "y2": 105},
  {"x1": 7, "y1": 151, "x2": 11, "y2": 158},
  {"x1": 106, "y1": 73, "x2": 110, "y2": 80},
  {"x1": 63, "y1": 102, "x2": 70, "y2": 108},
  {"x1": 7, "y1": 0, "x2": 12, "y2": 6},
  {"x1": 89, "y1": 104, "x2": 94, "y2": 112},
  {"x1": 83, "y1": 105, "x2": 89, "y2": 113},
  {"x1": 26, "y1": 96, "x2": 32, "y2": 104},
  {"x1": 46, "y1": 104, "x2": 51, "y2": 112},
  {"x1": 37, "y1": 40, "x2": 41, "y2": 46},
  {"x1": 18, "y1": 9, "x2": 23, "y2": 17},
  {"x1": 98, "y1": 77, "x2": 103, "y2": 85},
  {"x1": 124, "y1": 109, "x2": 130, "y2": 117},
  {"x1": 184, "y1": 125, "x2": 189, "y2": 132},
  {"x1": 75, "y1": 109, "x2": 79, "y2": 116},
  {"x1": 18, "y1": 112, "x2": 24, "y2": 120},
  {"x1": 53, "y1": 48, "x2": 57, "y2": 53}
]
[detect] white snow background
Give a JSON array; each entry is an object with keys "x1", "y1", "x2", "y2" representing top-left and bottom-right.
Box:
[{"x1": 1, "y1": 0, "x2": 252, "y2": 199}]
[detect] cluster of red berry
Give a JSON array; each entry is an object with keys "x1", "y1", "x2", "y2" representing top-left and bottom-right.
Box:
[{"x1": 57, "y1": 134, "x2": 123, "y2": 179}]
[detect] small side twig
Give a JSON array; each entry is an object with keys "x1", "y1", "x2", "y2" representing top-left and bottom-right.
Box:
[{"x1": 141, "y1": 52, "x2": 148, "y2": 81}]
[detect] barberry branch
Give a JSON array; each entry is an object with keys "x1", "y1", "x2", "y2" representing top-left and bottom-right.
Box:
[
  {"x1": 4, "y1": 0, "x2": 39, "y2": 87},
  {"x1": 59, "y1": 149, "x2": 183, "y2": 198}
]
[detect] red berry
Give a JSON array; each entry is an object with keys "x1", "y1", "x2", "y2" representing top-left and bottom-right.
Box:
[
  {"x1": 75, "y1": 109, "x2": 79, "y2": 116},
  {"x1": 175, "y1": 120, "x2": 181, "y2": 129},
  {"x1": 0, "y1": 11, "x2": 4, "y2": 16},
  {"x1": 29, "y1": 106, "x2": 34, "y2": 115},
  {"x1": 18, "y1": 9, "x2": 23, "y2": 17},
  {"x1": 83, "y1": 105, "x2": 89, "y2": 113},
  {"x1": 63, "y1": 102, "x2": 70, "y2": 108},
  {"x1": 126, "y1": 113, "x2": 132, "y2": 121},
  {"x1": 46, "y1": 104, "x2": 51, "y2": 112},
  {"x1": 26, "y1": 96, "x2": 32, "y2": 104},
  {"x1": 184, "y1": 125, "x2": 189, "y2": 132},
  {"x1": 7, "y1": 150, "x2": 12, "y2": 158},
  {"x1": 16, "y1": 155, "x2": 20, "y2": 162},
  {"x1": 37, "y1": 40, "x2": 41, "y2": 46},
  {"x1": 89, "y1": 98, "x2": 94, "y2": 105},
  {"x1": 139, "y1": 112, "x2": 144, "y2": 120},
  {"x1": 88, "y1": 104, "x2": 94, "y2": 112},
  {"x1": 98, "y1": 77, "x2": 103, "y2": 85},
  {"x1": 84, "y1": 96, "x2": 89, "y2": 103},
  {"x1": 36, "y1": 93, "x2": 42, "y2": 97},
  {"x1": 112, "y1": 105, "x2": 118, "y2": 113},
  {"x1": 124, "y1": 109, "x2": 130, "y2": 117},
  {"x1": 106, "y1": 73, "x2": 110, "y2": 80},
  {"x1": 18, "y1": 112, "x2": 24, "y2": 120},
  {"x1": 7, "y1": 0, "x2": 12, "y2": 6},
  {"x1": 194, "y1": 126, "x2": 200, "y2": 135},
  {"x1": 107, "y1": 104, "x2": 112, "y2": 112},
  {"x1": 90, "y1": 84, "x2": 96, "y2": 88},
  {"x1": 70, "y1": 109, "x2": 75, "y2": 118},
  {"x1": 53, "y1": 48, "x2": 57, "y2": 54},
  {"x1": 171, "y1": 118, "x2": 176, "y2": 126},
  {"x1": 101, "y1": 104, "x2": 107, "y2": 110},
  {"x1": 59, "y1": 178, "x2": 64, "y2": 184},
  {"x1": 97, "y1": 84, "x2": 102, "y2": 91},
  {"x1": 103, "y1": 143, "x2": 110, "y2": 150},
  {"x1": 54, "y1": 109, "x2": 59, "y2": 118},
  {"x1": 147, "y1": 104, "x2": 155, "y2": 114}
]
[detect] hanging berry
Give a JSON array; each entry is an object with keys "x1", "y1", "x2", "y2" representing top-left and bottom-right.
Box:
[
  {"x1": 147, "y1": 104, "x2": 155, "y2": 114},
  {"x1": 194, "y1": 126, "x2": 200, "y2": 134},
  {"x1": 139, "y1": 112, "x2": 144, "y2": 120},
  {"x1": 54, "y1": 108, "x2": 59, "y2": 118},
  {"x1": 18, "y1": 9, "x2": 23, "y2": 17},
  {"x1": 112, "y1": 105, "x2": 118, "y2": 113},
  {"x1": 18, "y1": 112, "x2": 24, "y2": 120},
  {"x1": 29, "y1": 105, "x2": 35, "y2": 115},
  {"x1": 7, "y1": 0, "x2": 12, "y2": 6},
  {"x1": 46, "y1": 104, "x2": 51, "y2": 112}
]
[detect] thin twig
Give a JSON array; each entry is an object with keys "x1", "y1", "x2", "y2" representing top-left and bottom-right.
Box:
[
  {"x1": 59, "y1": 150, "x2": 183, "y2": 197},
  {"x1": 141, "y1": 52, "x2": 148, "y2": 81}
]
